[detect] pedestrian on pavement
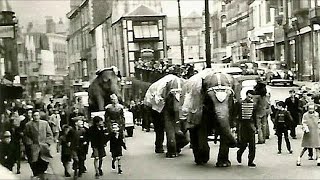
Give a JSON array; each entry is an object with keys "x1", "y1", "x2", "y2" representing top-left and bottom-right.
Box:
[
  {"x1": 296, "y1": 103, "x2": 320, "y2": 166},
  {"x1": 88, "y1": 116, "x2": 109, "y2": 179},
  {"x1": 110, "y1": 123, "x2": 127, "y2": 174},
  {"x1": 0, "y1": 131, "x2": 16, "y2": 171},
  {"x1": 285, "y1": 89, "x2": 301, "y2": 139},
  {"x1": 23, "y1": 110, "x2": 53, "y2": 179},
  {"x1": 253, "y1": 81, "x2": 270, "y2": 144},
  {"x1": 274, "y1": 101, "x2": 293, "y2": 154},
  {"x1": 59, "y1": 124, "x2": 72, "y2": 177},
  {"x1": 237, "y1": 90, "x2": 257, "y2": 167}
]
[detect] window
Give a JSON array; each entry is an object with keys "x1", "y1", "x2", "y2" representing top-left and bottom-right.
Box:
[
  {"x1": 133, "y1": 25, "x2": 159, "y2": 39},
  {"x1": 266, "y1": 1, "x2": 271, "y2": 23}
]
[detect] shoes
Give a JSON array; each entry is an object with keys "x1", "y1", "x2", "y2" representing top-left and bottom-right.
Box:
[
  {"x1": 289, "y1": 150, "x2": 293, "y2": 154},
  {"x1": 297, "y1": 157, "x2": 301, "y2": 166},
  {"x1": 99, "y1": 169, "x2": 103, "y2": 176},
  {"x1": 155, "y1": 149, "x2": 164, "y2": 153},
  {"x1": 265, "y1": 136, "x2": 270, "y2": 139},
  {"x1": 236, "y1": 152, "x2": 242, "y2": 163},
  {"x1": 118, "y1": 169, "x2": 123, "y2": 174},
  {"x1": 65, "y1": 171, "x2": 71, "y2": 177},
  {"x1": 309, "y1": 156, "x2": 314, "y2": 160},
  {"x1": 248, "y1": 163, "x2": 256, "y2": 167},
  {"x1": 17, "y1": 170, "x2": 20, "y2": 174},
  {"x1": 277, "y1": 151, "x2": 281, "y2": 154},
  {"x1": 95, "y1": 173, "x2": 99, "y2": 179},
  {"x1": 112, "y1": 160, "x2": 116, "y2": 170}
]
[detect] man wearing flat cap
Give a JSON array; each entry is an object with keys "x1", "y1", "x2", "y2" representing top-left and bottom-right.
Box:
[{"x1": 285, "y1": 89, "x2": 301, "y2": 139}]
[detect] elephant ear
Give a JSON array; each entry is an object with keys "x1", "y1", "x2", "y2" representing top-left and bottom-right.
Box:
[{"x1": 180, "y1": 69, "x2": 213, "y2": 129}]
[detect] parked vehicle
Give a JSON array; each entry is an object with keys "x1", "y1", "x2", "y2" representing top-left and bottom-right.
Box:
[{"x1": 256, "y1": 61, "x2": 294, "y2": 86}]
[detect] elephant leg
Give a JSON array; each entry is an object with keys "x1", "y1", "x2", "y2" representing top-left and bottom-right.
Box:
[
  {"x1": 198, "y1": 121, "x2": 210, "y2": 164},
  {"x1": 153, "y1": 114, "x2": 165, "y2": 153},
  {"x1": 189, "y1": 128, "x2": 201, "y2": 164},
  {"x1": 164, "y1": 120, "x2": 177, "y2": 158},
  {"x1": 216, "y1": 135, "x2": 231, "y2": 167},
  {"x1": 190, "y1": 124, "x2": 210, "y2": 165}
]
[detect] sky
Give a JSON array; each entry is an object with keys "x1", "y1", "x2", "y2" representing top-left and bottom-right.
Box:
[{"x1": 10, "y1": 0, "x2": 206, "y2": 28}]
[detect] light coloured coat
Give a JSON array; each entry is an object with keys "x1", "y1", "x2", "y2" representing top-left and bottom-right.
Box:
[{"x1": 24, "y1": 120, "x2": 53, "y2": 163}]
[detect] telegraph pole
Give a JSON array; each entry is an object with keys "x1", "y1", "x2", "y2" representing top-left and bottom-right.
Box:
[
  {"x1": 205, "y1": 0, "x2": 211, "y2": 68},
  {"x1": 177, "y1": 0, "x2": 185, "y2": 65}
]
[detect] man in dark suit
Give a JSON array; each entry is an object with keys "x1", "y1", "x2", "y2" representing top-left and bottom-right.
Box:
[{"x1": 285, "y1": 89, "x2": 301, "y2": 139}]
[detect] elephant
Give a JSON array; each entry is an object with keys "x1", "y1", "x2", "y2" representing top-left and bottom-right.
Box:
[
  {"x1": 180, "y1": 69, "x2": 240, "y2": 167},
  {"x1": 144, "y1": 74, "x2": 189, "y2": 158},
  {"x1": 88, "y1": 67, "x2": 122, "y2": 113}
]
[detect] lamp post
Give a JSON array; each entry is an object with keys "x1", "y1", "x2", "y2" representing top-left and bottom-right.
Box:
[
  {"x1": 205, "y1": 0, "x2": 211, "y2": 68},
  {"x1": 177, "y1": 0, "x2": 185, "y2": 65}
]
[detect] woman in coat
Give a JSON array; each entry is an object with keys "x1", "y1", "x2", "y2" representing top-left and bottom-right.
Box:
[{"x1": 296, "y1": 103, "x2": 320, "y2": 166}]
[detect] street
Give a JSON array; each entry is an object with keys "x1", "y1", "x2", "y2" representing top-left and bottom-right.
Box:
[{"x1": 13, "y1": 85, "x2": 320, "y2": 180}]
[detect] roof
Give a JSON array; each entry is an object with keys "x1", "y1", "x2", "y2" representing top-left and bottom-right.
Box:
[
  {"x1": 186, "y1": 11, "x2": 201, "y2": 18},
  {"x1": 126, "y1": 4, "x2": 163, "y2": 17}
]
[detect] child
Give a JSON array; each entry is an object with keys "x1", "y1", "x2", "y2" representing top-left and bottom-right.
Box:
[
  {"x1": 110, "y1": 123, "x2": 127, "y2": 174},
  {"x1": 88, "y1": 116, "x2": 109, "y2": 179},
  {"x1": 297, "y1": 103, "x2": 320, "y2": 166},
  {"x1": 0, "y1": 131, "x2": 16, "y2": 171},
  {"x1": 69, "y1": 118, "x2": 89, "y2": 178},
  {"x1": 274, "y1": 101, "x2": 293, "y2": 154},
  {"x1": 59, "y1": 125, "x2": 72, "y2": 177}
]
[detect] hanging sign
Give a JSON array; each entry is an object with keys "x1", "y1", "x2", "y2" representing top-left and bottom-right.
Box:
[{"x1": 0, "y1": 26, "x2": 14, "y2": 38}]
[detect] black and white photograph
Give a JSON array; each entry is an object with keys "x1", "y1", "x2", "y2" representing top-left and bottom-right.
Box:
[{"x1": 1, "y1": 0, "x2": 320, "y2": 179}]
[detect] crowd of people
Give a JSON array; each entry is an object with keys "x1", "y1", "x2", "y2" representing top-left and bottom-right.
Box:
[
  {"x1": 2, "y1": 80, "x2": 320, "y2": 179},
  {"x1": 134, "y1": 59, "x2": 197, "y2": 83},
  {"x1": 0, "y1": 94, "x2": 127, "y2": 180}
]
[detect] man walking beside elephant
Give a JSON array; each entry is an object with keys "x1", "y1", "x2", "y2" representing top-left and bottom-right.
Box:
[
  {"x1": 237, "y1": 90, "x2": 257, "y2": 167},
  {"x1": 254, "y1": 81, "x2": 270, "y2": 144}
]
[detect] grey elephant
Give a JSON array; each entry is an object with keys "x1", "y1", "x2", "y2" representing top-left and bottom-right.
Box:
[
  {"x1": 88, "y1": 67, "x2": 122, "y2": 113},
  {"x1": 144, "y1": 74, "x2": 189, "y2": 158},
  {"x1": 180, "y1": 69, "x2": 240, "y2": 167}
]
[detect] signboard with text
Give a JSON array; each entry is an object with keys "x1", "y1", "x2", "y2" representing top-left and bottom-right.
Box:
[{"x1": 0, "y1": 26, "x2": 14, "y2": 38}]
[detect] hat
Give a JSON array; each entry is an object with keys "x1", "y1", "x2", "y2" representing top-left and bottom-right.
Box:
[
  {"x1": 289, "y1": 89, "x2": 295, "y2": 93},
  {"x1": 3, "y1": 131, "x2": 11, "y2": 137}
]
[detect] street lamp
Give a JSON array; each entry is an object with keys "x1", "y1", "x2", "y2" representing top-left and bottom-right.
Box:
[{"x1": 205, "y1": 0, "x2": 211, "y2": 68}]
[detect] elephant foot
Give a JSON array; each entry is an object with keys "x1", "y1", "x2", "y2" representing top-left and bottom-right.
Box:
[
  {"x1": 216, "y1": 160, "x2": 231, "y2": 168},
  {"x1": 166, "y1": 152, "x2": 177, "y2": 158}
]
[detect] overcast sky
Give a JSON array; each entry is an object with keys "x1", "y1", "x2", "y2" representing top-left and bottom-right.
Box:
[{"x1": 10, "y1": 0, "x2": 206, "y2": 28}]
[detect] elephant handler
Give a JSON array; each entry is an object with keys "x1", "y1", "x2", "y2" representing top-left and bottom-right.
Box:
[
  {"x1": 105, "y1": 94, "x2": 125, "y2": 139},
  {"x1": 237, "y1": 90, "x2": 257, "y2": 167}
]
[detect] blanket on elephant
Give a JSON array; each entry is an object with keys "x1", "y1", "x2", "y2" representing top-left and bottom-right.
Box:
[
  {"x1": 144, "y1": 74, "x2": 183, "y2": 113},
  {"x1": 180, "y1": 68, "x2": 215, "y2": 128},
  {"x1": 180, "y1": 69, "x2": 240, "y2": 129}
]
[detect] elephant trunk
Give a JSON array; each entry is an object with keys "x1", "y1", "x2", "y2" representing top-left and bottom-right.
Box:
[{"x1": 215, "y1": 108, "x2": 237, "y2": 147}]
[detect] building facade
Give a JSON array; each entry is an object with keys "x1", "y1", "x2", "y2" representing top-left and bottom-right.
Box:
[{"x1": 211, "y1": 0, "x2": 228, "y2": 63}]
